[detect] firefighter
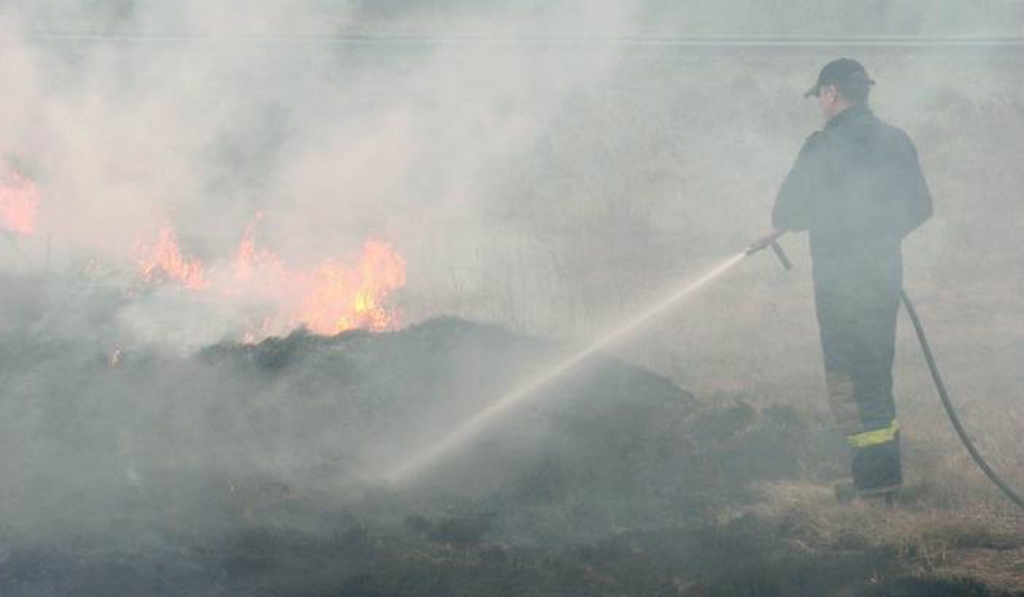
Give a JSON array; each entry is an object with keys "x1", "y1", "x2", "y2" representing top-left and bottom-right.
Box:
[{"x1": 769, "y1": 58, "x2": 933, "y2": 500}]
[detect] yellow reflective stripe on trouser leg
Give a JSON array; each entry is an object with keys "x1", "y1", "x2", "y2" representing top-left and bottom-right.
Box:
[{"x1": 847, "y1": 419, "x2": 900, "y2": 448}]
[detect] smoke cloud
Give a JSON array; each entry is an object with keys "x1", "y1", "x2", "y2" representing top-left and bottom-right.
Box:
[{"x1": 0, "y1": 3, "x2": 1022, "y2": 592}]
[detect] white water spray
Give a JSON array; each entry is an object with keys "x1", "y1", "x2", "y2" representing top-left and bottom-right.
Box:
[{"x1": 384, "y1": 252, "x2": 747, "y2": 484}]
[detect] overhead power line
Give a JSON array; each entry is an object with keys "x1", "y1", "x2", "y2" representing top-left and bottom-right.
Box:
[{"x1": 4, "y1": 32, "x2": 1024, "y2": 49}]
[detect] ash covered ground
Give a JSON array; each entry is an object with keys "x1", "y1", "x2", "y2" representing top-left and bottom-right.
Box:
[{"x1": 2, "y1": 276, "x2": 1022, "y2": 597}]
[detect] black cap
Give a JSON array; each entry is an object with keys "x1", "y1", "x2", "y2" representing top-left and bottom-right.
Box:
[{"x1": 804, "y1": 58, "x2": 875, "y2": 98}]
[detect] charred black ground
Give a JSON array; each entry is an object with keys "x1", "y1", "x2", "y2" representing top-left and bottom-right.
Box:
[{"x1": 1, "y1": 295, "x2": 1021, "y2": 596}]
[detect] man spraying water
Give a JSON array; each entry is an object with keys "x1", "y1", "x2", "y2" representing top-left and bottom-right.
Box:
[
  {"x1": 763, "y1": 58, "x2": 933, "y2": 501},
  {"x1": 387, "y1": 59, "x2": 934, "y2": 497}
]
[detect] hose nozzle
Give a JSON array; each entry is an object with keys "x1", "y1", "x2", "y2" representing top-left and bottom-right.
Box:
[{"x1": 746, "y1": 230, "x2": 792, "y2": 270}]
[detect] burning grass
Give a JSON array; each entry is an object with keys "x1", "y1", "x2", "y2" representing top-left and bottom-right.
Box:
[
  {"x1": 135, "y1": 221, "x2": 407, "y2": 340},
  {"x1": 0, "y1": 161, "x2": 39, "y2": 236}
]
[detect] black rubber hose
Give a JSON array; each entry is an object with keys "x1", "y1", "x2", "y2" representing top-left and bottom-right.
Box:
[{"x1": 901, "y1": 289, "x2": 1024, "y2": 509}]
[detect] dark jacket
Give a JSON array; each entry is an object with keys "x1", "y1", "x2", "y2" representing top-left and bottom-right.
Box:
[{"x1": 772, "y1": 104, "x2": 932, "y2": 276}]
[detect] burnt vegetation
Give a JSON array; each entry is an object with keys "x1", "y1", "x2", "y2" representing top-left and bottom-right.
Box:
[{"x1": 1, "y1": 298, "x2": 1021, "y2": 595}]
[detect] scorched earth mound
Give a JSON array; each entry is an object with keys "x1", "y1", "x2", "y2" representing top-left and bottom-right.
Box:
[{"x1": 0, "y1": 314, "x2": 1020, "y2": 596}]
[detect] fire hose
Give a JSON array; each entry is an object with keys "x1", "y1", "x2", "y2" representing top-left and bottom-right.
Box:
[{"x1": 748, "y1": 232, "x2": 1024, "y2": 509}]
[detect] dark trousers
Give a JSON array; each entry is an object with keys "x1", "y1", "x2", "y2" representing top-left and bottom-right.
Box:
[{"x1": 814, "y1": 254, "x2": 903, "y2": 493}]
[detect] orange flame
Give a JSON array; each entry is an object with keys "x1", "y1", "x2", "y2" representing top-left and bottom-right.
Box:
[
  {"x1": 297, "y1": 240, "x2": 407, "y2": 334},
  {"x1": 136, "y1": 220, "x2": 406, "y2": 339},
  {"x1": 0, "y1": 165, "x2": 40, "y2": 235},
  {"x1": 233, "y1": 218, "x2": 283, "y2": 281},
  {"x1": 137, "y1": 226, "x2": 207, "y2": 289}
]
